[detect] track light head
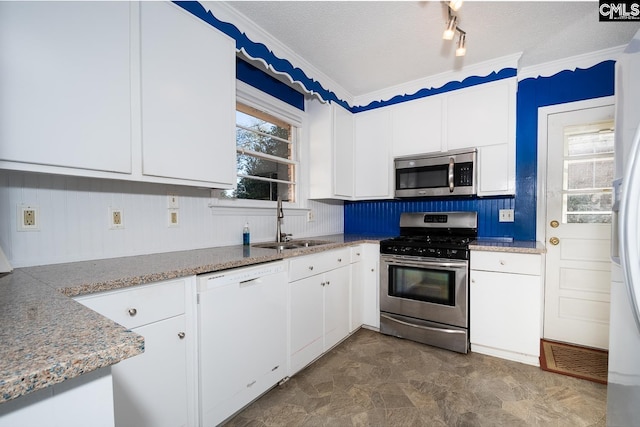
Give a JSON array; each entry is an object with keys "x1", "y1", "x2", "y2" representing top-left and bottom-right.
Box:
[
  {"x1": 442, "y1": 15, "x2": 457, "y2": 40},
  {"x1": 449, "y1": 0, "x2": 463, "y2": 11},
  {"x1": 455, "y1": 32, "x2": 466, "y2": 57}
]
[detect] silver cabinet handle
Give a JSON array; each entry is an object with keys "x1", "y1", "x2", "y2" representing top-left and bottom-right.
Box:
[
  {"x1": 308, "y1": 265, "x2": 314, "y2": 271},
  {"x1": 321, "y1": 282, "x2": 325, "y2": 287},
  {"x1": 247, "y1": 380, "x2": 256, "y2": 388},
  {"x1": 338, "y1": 258, "x2": 342, "y2": 262},
  {"x1": 326, "y1": 281, "x2": 330, "y2": 285},
  {"x1": 128, "y1": 308, "x2": 137, "y2": 317},
  {"x1": 448, "y1": 157, "x2": 455, "y2": 192},
  {"x1": 178, "y1": 332, "x2": 185, "y2": 339}
]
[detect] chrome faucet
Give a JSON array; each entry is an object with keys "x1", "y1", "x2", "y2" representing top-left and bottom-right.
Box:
[{"x1": 276, "y1": 196, "x2": 284, "y2": 243}]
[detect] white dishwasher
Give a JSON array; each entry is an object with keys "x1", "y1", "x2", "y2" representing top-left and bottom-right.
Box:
[{"x1": 197, "y1": 261, "x2": 287, "y2": 427}]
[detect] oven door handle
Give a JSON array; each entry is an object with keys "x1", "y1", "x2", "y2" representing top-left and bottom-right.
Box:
[
  {"x1": 382, "y1": 257, "x2": 467, "y2": 270},
  {"x1": 381, "y1": 314, "x2": 466, "y2": 335}
]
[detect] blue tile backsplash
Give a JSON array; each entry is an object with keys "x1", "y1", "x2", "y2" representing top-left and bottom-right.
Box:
[{"x1": 344, "y1": 196, "x2": 515, "y2": 237}]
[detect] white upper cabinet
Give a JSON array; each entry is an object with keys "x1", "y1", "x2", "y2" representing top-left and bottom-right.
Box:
[
  {"x1": 390, "y1": 95, "x2": 444, "y2": 157},
  {"x1": 308, "y1": 98, "x2": 354, "y2": 199},
  {"x1": 0, "y1": 2, "x2": 132, "y2": 174},
  {"x1": 0, "y1": 2, "x2": 237, "y2": 189},
  {"x1": 308, "y1": 99, "x2": 391, "y2": 200},
  {"x1": 140, "y1": 2, "x2": 236, "y2": 187},
  {"x1": 446, "y1": 79, "x2": 515, "y2": 150},
  {"x1": 354, "y1": 108, "x2": 392, "y2": 199}
]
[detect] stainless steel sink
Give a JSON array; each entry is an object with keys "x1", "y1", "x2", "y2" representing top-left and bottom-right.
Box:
[{"x1": 252, "y1": 240, "x2": 332, "y2": 250}]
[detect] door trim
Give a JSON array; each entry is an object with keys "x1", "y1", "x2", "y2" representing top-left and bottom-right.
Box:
[{"x1": 536, "y1": 96, "x2": 615, "y2": 243}]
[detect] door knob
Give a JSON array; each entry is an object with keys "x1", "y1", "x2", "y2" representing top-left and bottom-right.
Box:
[
  {"x1": 550, "y1": 220, "x2": 559, "y2": 228},
  {"x1": 549, "y1": 237, "x2": 560, "y2": 245}
]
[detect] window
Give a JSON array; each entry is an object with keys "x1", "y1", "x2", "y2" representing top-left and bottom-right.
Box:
[
  {"x1": 221, "y1": 103, "x2": 297, "y2": 202},
  {"x1": 562, "y1": 121, "x2": 614, "y2": 223}
]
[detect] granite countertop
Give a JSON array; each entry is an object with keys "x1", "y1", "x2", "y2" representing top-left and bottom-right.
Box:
[
  {"x1": 469, "y1": 239, "x2": 546, "y2": 254},
  {"x1": 0, "y1": 234, "x2": 383, "y2": 403}
]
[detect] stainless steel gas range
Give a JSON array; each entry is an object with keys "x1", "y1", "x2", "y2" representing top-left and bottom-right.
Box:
[{"x1": 379, "y1": 211, "x2": 477, "y2": 354}]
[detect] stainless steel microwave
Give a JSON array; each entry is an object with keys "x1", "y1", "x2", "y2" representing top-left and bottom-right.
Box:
[{"x1": 394, "y1": 149, "x2": 477, "y2": 198}]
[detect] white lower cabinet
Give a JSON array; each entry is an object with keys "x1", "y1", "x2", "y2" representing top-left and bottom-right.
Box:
[
  {"x1": 470, "y1": 250, "x2": 543, "y2": 366},
  {"x1": 75, "y1": 277, "x2": 196, "y2": 427},
  {"x1": 289, "y1": 248, "x2": 351, "y2": 375}
]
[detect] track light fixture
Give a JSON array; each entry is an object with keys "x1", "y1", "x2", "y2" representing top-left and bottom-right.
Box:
[{"x1": 442, "y1": 1, "x2": 467, "y2": 57}]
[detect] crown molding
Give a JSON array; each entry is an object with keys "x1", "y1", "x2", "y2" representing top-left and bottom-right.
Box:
[
  {"x1": 202, "y1": 1, "x2": 354, "y2": 106},
  {"x1": 518, "y1": 45, "x2": 625, "y2": 81},
  {"x1": 353, "y1": 52, "x2": 522, "y2": 108}
]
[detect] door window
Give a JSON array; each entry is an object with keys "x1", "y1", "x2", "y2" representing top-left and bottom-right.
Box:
[{"x1": 562, "y1": 121, "x2": 614, "y2": 224}]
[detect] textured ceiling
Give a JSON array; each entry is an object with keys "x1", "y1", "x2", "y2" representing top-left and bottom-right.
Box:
[{"x1": 224, "y1": 1, "x2": 640, "y2": 97}]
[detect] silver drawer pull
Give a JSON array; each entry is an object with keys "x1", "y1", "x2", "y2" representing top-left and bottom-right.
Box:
[
  {"x1": 128, "y1": 308, "x2": 137, "y2": 317},
  {"x1": 308, "y1": 265, "x2": 314, "y2": 271},
  {"x1": 338, "y1": 258, "x2": 342, "y2": 262},
  {"x1": 178, "y1": 332, "x2": 186, "y2": 339},
  {"x1": 499, "y1": 260, "x2": 505, "y2": 265},
  {"x1": 247, "y1": 380, "x2": 256, "y2": 388}
]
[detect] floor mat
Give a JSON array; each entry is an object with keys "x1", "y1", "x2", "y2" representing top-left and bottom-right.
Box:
[{"x1": 539, "y1": 339, "x2": 608, "y2": 384}]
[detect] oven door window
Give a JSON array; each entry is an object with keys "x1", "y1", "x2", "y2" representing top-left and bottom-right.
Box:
[{"x1": 388, "y1": 265, "x2": 455, "y2": 306}]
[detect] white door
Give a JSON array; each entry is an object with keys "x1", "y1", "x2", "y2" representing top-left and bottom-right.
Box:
[{"x1": 543, "y1": 102, "x2": 614, "y2": 349}]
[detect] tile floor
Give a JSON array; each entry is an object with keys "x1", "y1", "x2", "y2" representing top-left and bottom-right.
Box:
[{"x1": 225, "y1": 328, "x2": 607, "y2": 426}]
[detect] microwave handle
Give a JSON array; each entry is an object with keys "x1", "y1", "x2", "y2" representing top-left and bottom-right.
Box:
[{"x1": 448, "y1": 157, "x2": 455, "y2": 192}]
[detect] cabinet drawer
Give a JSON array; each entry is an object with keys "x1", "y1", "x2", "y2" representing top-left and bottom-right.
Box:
[
  {"x1": 471, "y1": 251, "x2": 541, "y2": 276},
  {"x1": 350, "y1": 245, "x2": 363, "y2": 263},
  {"x1": 75, "y1": 278, "x2": 185, "y2": 329},
  {"x1": 289, "y1": 248, "x2": 351, "y2": 282}
]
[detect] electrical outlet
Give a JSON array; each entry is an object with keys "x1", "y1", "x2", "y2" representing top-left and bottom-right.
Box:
[
  {"x1": 499, "y1": 209, "x2": 514, "y2": 222},
  {"x1": 168, "y1": 209, "x2": 179, "y2": 227},
  {"x1": 110, "y1": 208, "x2": 124, "y2": 229},
  {"x1": 167, "y1": 194, "x2": 179, "y2": 209},
  {"x1": 307, "y1": 210, "x2": 315, "y2": 222},
  {"x1": 17, "y1": 205, "x2": 39, "y2": 231}
]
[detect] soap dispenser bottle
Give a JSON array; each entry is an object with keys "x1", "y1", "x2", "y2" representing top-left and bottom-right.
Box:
[{"x1": 243, "y1": 222, "x2": 250, "y2": 246}]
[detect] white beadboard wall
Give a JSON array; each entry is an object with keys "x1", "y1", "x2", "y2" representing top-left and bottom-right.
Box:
[{"x1": 0, "y1": 171, "x2": 344, "y2": 267}]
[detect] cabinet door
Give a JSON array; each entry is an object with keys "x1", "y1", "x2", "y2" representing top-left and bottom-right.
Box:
[
  {"x1": 333, "y1": 103, "x2": 355, "y2": 198},
  {"x1": 113, "y1": 315, "x2": 189, "y2": 427},
  {"x1": 140, "y1": 2, "x2": 236, "y2": 186},
  {"x1": 350, "y1": 261, "x2": 364, "y2": 332},
  {"x1": 324, "y1": 266, "x2": 351, "y2": 350},
  {"x1": 308, "y1": 98, "x2": 334, "y2": 199},
  {"x1": 289, "y1": 275, "x2": 324, "y2": 374},
  {"x1": 470, "y1": 270, "x2": 541, "y2": 357},
  {"x1": 354, "y1": 109, "x2": 392, "y2": 199},
  {"x1": 362, "y1": 244, "x2": 381, "y2": 328},
  {"x1": 446, "y1": 80, "x2": 513, "y2": 150},
  {"x1": 0, "y1": 2, "x2": 131, "y2": 174},
  {"x1": 391, "y1": 96, "x2": 443, "y2": 157},
  {"x1": 478, "y1": 144, "x2": 514, "y2": 196}
]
